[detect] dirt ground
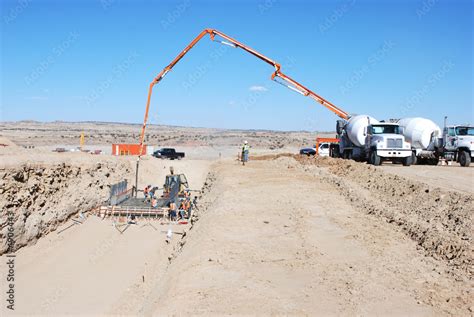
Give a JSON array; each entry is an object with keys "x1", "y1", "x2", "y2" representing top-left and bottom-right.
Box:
[
  {"x1": 380, "y1": 164, "x2": 474, "y2": 195},
  {"x1": 1, "y1": 153, "x2": 472, "y2": 316},
  {"x1": 1, "y1": 123, "x2": 473, "y2": 316}
]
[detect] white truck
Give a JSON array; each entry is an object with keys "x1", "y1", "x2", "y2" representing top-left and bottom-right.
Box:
[
  {"x1": 331, "y1": 115, "x2": 412, "y2": 166},
  {"x1": 396, "y1": 117, "x2": 441, "y2": 165},
  {"x1": 397, "y1": 117, "x2": 473, "y2": 167},
  {"x1": 318, "y1": 142, "x2": 330, "y2": 157},
  {"x1": 438, "y1": 124, "x2": 473, "y2": 166}
]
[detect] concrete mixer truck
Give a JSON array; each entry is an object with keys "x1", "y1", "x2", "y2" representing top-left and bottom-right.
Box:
[
  {"x1": 440, "y1": 124, "x2": 474, "y2": 166},
  {"x1": 330, "y1": 115, "x2": 412, "y2": 166},
  {"x1": 397, "y1": 117, "x2": 473, "y2": 167},
  {"x1": 396, "y1": 117, "x2": 441, "y2": 165}
]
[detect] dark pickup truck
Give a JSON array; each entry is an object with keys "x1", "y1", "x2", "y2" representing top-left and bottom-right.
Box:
[{"x1": 152, "y1": 148, "x2": 185, "y2": 160}]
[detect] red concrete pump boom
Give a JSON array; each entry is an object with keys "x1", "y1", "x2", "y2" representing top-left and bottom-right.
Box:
[{"x1": 134, "y1": 28, "x2": 349, "y2": 194}]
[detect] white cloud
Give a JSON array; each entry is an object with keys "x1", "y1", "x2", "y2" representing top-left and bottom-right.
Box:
[{"x1": 249, "y1": 85, "x2": 268, "y2": 92}]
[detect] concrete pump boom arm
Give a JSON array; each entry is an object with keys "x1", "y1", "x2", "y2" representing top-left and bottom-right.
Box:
[{"x1": 138, "y1": 28, "x2": 349, "y2": 154}]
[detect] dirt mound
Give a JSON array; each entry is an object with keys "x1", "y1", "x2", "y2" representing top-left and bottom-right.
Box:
[
  {"x1": 295, "y1": 155, "x2": 474, "y2": 275},
  {"x1": 0, "y1": 161, "x2": 133, "y2": 254},
  {"x1": 250, "y1": 153, "x2": 295, "y2": 161}
]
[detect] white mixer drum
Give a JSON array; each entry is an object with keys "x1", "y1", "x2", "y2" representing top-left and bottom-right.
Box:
[
  {"x1": 346, "y1": 115, "x2": 379, "y2": 147},
  {"x1": 398, "y1": 117, "x2": 441, "y2": 149}
]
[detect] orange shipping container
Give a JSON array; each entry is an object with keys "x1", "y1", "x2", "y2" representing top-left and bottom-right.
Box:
[{"x1": 112, "y1": 144, "x2": 146, "y2": 156}]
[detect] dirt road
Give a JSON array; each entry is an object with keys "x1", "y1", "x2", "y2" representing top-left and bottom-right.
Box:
[
  {"x1": 140, "y1": 158, "x2": 470, "y2": 316},
  {"x1": 380, "y1": 164, "x2": 474, "y2": 194}
]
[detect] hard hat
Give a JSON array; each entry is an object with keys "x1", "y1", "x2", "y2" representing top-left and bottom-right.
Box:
[{"x1": 244, "y1": 140, "x2": 248, "y2": 144}]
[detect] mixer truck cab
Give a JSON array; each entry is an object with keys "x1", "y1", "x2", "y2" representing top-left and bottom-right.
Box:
[
  {"x1": 364, "y1": 122, "x2": 412, "y2": 166},
  {"x1": 331, "y1": 115, "x2": 412, "y2": 166},
  {"x1": 442, "y1": 125, "x2": 474, "y2": 167}
]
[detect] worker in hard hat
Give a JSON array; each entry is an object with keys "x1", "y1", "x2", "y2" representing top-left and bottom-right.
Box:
[{"x1": 241, "y1": 140, "x2": 250, "y2": 165}]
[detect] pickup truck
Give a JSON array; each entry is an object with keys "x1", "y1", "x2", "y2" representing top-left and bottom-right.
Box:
[
  {"x1": 152, "y1": 148, "x2": 185, "y2": 160},
  {"x1": 299, "y1": 143, "x2": 332, "y2": 157}
]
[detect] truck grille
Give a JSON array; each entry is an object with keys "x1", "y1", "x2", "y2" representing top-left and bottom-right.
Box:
[{"x1": 387, "y1": 138, "x2": 403, "y2": 148}]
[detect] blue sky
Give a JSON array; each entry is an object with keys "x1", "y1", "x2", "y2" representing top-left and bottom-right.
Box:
[{"x1": 1, "y1": 0, "x2": 472, "y2": 131}]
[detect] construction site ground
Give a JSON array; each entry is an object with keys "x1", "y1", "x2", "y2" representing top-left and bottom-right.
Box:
[{"x1": 1, "y1": 144, "x2": 472, "y2": 315}]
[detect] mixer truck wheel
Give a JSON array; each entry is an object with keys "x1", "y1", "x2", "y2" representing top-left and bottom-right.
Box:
[
  {"x1": 343, "y1": 150, "x2": 352, "y2": 160},
  {"x1": 402, "y1": 156, "x2": 411, "y2": 166},
  {"x1": 411, "y1": 152, "x2": 418, "y2": 165},
  {"x1": 459, "y1": 151, "x2": 471, "y2": 167},
  {"x1": 369, "y1": 151, "x2": 381, "y2": 166}
]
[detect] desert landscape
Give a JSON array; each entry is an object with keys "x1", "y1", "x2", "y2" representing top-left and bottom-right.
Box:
[{"x1": 0, "y1": 121, "x2": 472, "y2": 316}]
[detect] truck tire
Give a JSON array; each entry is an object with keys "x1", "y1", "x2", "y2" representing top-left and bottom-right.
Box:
[
  {"x1": 428, "y1": 157, "x2": 439, "y2": 165},
  {"x1": 411, "y1": 152, "x2": 418, "y2": 165},
  {"x1": 402, "y1": 156, "x2": 411, "y2": 166},
  {"x1": 459, "y1": 151, "x2": 471, "y2": 167},
  {"x1": 330, "y1": 144, "x2": 340, "y2": 158},
  {"x1": 370, "y1": 151, "x2": 381, "y2": 166}
]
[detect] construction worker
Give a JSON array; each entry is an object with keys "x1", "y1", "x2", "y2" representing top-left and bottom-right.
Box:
[
  {"x1": 179, "y1": 200, "x2": 186, "y2": 220},
  {"x1": 241, "y1": 140, "x2": 250, "y2": 165},
  {"x1": 149, "y1": 186, "x2": 158, "y2": 199},
  {"x1": 192, "y1": 196, "x2": 199, "y2": 211},
  {"x1": 185, "y1": 198, "x2": 192, "y2": 218},
  {"x1": 143, "y1": 185, "x2": 151, "y2": 202},
  {"x1": 169, "y1": 201, "x2": 177, "y2": 221}
]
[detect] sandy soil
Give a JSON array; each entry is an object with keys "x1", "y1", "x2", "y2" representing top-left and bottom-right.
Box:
[
  {"x1": 1, "y1": 122, "x2": 473, "y2": 316},
  {"x1": 380, "y1": 164, "x2": 474, "y2": 195},
  {"x1": 2, "y1": 155, "x2": 472, "y2": 316},
  {"x1": 140, "y1": 157, "x2": 472, "y2": 316},
  {"x1": 1, "y1": 157, "x2": 214, "y2": 315}
]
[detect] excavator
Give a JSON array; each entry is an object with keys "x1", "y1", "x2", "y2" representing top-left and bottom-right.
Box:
[{"x1": 134, "y1": 28, "x2": 350, "y2": 192}]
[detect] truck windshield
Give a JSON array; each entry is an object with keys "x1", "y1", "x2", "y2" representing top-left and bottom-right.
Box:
[
  {"x1": 371, "y1": 125, "x2": 400, "y2": 134},
  {"x1": 455, "y1": 127, "x2": 474, "y2": 136}
]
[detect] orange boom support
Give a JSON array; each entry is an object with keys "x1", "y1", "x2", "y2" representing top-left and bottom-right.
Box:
[{"x1": 134, "y1": 28, "x2": 350, "y2": 194}]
